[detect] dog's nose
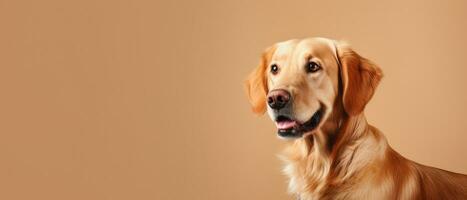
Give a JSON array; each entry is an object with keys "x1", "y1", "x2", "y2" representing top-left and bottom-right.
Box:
[{"x1": 267, "y1": 89, "x2": 291, "y2": 110}]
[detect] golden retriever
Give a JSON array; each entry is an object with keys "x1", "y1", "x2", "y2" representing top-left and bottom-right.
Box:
[{"x1": 245, "y1": 37, "x2": 467, "y2": 199}]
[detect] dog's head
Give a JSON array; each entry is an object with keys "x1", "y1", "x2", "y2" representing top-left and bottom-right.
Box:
[{"x1": 245, "y1": 37, "x2": 382, "y2": 138}]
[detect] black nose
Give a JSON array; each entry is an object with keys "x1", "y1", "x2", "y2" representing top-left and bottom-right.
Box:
[{"x1": 267, "y1": 89, "x2": 291, "y2": 110}]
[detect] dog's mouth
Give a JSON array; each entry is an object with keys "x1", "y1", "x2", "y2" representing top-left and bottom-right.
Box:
[{"x1": 275, "y1": 106, "x2": 325, "y2": 138}]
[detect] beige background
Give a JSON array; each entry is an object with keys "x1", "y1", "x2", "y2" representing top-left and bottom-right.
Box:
[{"x1": 1, "y1": 0, "x2": 466, "y2": 199}]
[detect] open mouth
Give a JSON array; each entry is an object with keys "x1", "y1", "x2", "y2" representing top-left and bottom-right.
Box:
[{"x1": 275, "y1": 106, "x2": 325, "y2": 138}]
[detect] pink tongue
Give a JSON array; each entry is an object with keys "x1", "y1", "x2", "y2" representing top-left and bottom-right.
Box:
[{"x1": 276, "y1": 120, "x2": 297, "y2": 129}]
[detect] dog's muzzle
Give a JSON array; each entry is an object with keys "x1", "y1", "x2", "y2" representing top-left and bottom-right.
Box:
[{"x1": 275, "y1": 106, "x2": 325, "y2": 138}]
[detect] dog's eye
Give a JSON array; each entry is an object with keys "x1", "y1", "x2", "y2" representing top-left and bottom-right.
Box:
[
  {"x1": 306, "y1": 61, "x2": 321, "y2": 73},
  {"x1": 270, "y1": 64, "x2": 279, "y2": 75}
]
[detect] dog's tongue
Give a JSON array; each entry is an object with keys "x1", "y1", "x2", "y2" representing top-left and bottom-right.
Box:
[{"x1": 276, "y1": 120, "x2": 297, "y2": 130}]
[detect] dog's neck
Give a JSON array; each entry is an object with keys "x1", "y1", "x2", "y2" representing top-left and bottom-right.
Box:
[
  {"x1": 310, "y1": 106, "x2": 370, "y2": 154},
  {"x1": 283, "y1": 111, "x2": 387, "y2": 199}
]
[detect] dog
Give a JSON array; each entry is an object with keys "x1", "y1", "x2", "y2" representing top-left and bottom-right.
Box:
[{"x1": 245, "y1": 37, "x2": 467, "y2": 199}]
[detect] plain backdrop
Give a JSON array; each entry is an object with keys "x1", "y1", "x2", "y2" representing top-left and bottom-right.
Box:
[{"x1": 1, "y1": 0, "x2": 466, "y2": 199}]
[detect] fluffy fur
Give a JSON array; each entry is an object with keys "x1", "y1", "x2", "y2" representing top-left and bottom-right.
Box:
[{"x1": 245, "y1": 37, "x2": 467, "y2": 199}]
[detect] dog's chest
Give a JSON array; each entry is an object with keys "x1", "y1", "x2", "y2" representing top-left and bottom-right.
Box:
[
  {"x1": 282, "y1": 154, "x2": 331, "y2": 199},
  {"x1": 283, "y1": 156, "x2": 390, "y2": 200}
]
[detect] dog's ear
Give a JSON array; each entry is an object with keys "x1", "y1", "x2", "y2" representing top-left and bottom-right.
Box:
[
  {"x1": 245, "y1": 46, "x2": 276, "y2": 114},
  {"x1": 336, "y1": 43, "x2": 383, "y2": 116}
]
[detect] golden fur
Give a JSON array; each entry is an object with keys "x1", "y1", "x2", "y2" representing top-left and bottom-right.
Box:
[{"x1": 245, "y1": 37, "x2": 467, "y2": 199}]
